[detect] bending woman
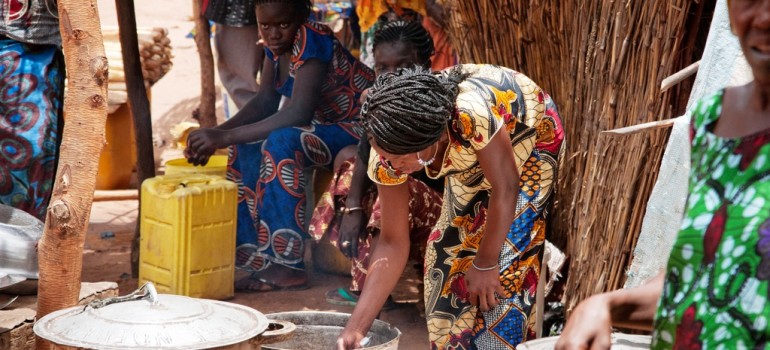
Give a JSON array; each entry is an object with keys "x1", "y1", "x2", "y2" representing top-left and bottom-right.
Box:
[
  {"x1": 337, "y1": 64, "x2": 565, "y2": 349},
  {"x1": 185, "y1": 0, "x2": 374, "y2": 291}
]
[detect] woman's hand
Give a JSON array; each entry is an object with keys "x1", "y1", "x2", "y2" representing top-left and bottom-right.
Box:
[
  {"x1": 464, "y1": 263, "x2": 506, "y2": 312},
  {"x1": 554, "y1": 294, "x2": 613, "y2": 350},
  {"x1": 184, "y1": 128, "x2": 228, "y2": 166},
  {"x1": 338, "y1": 210, "x2": 367, "y2": 258},
  {"x1": 336, "y1": 327, "x2": 366, "y2": 350}
]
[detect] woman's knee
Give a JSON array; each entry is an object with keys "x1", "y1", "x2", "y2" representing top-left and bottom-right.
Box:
[
  {"x1": 333, "y1": 145, "x2": 358, "y2": 171},
  {"x1": 264, "y1": 127, "x2": 304, "y2": 155}
]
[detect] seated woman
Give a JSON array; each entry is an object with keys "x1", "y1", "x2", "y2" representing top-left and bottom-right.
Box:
[
  {"x1": 309, "y1": 20, "x2": 444, "y2": 308},
  {"x1": 556, "y1": 1, "x2": 770, "y2": 349},
  {"x1": 185, "y1": 0, "x2": 374, "y2": 291},
  {"x1": 336, "y1": 64, "x2": 565, "y2": 349}
]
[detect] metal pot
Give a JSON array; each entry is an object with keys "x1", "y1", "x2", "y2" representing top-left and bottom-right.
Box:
[
  {"x1": 517, "y1": 333, "x2": 651, "y2": 349},
  {"x1": 0, "y1": 204, "x2": 43, "y2": 293},
  {"x1": 263, "y1": 311, "x2": 401, "y2": 350},
  {"x1": 34, "y1": 283, "x2": 295, "y2": 349}
]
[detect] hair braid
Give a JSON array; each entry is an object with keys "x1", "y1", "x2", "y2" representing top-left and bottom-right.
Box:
[
  {"x1": 254, "y1": 0, "x2": 312, "y2": 22},
  {"x1": 373, "y1": 20, "x2": 435, "y2": 67},
  {"x1": 362, "y1": 66, "x2": 467, "y2": 154}
]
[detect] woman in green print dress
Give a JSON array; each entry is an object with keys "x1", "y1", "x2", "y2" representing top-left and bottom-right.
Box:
[{"x1": 556, "y1": 0, "x2": 770, "y2": 349}]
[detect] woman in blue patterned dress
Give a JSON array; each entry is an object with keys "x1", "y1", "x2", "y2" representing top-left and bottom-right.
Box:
[{"x1": 186, "y1": 0, "x2": 374, "y2": 291}]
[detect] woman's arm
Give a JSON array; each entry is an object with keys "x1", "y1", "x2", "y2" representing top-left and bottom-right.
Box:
[
  {"x1": 222, "y1": 58, "x2": 327, "y2": 144},
  {"x1": 217, "y1": 54, "x2": 282, "y2": 130},
  {"x1": 338, "y1": 182, "x2": 411, "y2": 349},
  {"x1": 464, "y1": 129, "x2": 520, "y2": 311},
  {"x1": 338, "y1": 138, "x2": 374, "y2": 257},
  {"x1": 185, "y1": 57, "x2": 327, "y2": 164},
  {"x1": 555, "y1": 272, "x2": 664, "y2": 350}
]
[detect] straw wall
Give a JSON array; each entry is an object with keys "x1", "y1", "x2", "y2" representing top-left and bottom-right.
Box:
[{"x1": 438, "y1": 0, "x2": 715, "y2": 312}]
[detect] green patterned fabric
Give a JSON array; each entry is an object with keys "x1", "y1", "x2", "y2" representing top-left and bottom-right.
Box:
[{"x1": 652, "y1": 90, "x2": 770, "y2": 349}]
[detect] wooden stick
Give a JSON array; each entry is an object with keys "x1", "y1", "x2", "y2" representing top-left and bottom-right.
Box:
[
  {"x1": 192, "y1": 0, "x2": 217, "y2": 128},
  {"x1": 601, "y1": 118, "x2": 678, "y2": 136},
  {"x1": 93, "y1": 189, "x2": 139, "y2": 201},
  {"x1": 116, "y1": 0, "x2": 157, "y2": 278},
  {"x1": 36, "y1": 0, "x2": 109, "y2": 342},
  {"x1": 660, "y1": 60, "x2": 701, "y2": 92}
]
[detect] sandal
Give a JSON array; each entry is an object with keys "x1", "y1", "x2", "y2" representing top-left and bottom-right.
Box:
[
  {"x1": 325, "y1": 287, "x2": 396, "y2": 310},
  {"x1": 235, "y1": 274, "x2": 310, "y2": 293}
]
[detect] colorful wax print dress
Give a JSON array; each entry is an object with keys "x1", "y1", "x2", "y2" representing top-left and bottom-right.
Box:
[
  {"x1": 652, "y1": 90, "x2": 770, "y2": 349},
  {"x1": 1, "y1": 0, "x2": 64, "y2": 220},
  {"x1": 367, "y1": 64, "x2": 565, "y2": 349},
  {"x1": 230, "y1": 21, "x2": 374, "y2": 272},
  {"x1": 308, "y1": 154, "x2": 443, "y2": 292}
]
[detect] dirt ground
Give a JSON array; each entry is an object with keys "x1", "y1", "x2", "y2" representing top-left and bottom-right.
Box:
[{"x1": 83, "y1": 0, "x2": 429, "y2": 348}]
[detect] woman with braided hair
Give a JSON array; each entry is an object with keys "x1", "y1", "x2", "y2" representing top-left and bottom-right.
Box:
[
  {"x1": 337, "y1": 64, "x2": 565, "y2": 349},
  {"x1": 309, "y1": 20, "x2": 444, "y2": 308},
  {"x1": 185, "y1": 0, "x2": 374, "y2": 291}
]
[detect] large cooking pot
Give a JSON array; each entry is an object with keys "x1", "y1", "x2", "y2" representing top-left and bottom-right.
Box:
[
  {"x1": 0, "y1": 203, "x2": 43, "y2": 295},
  {"x1": 517, "y1": 333, "x2": 651, "y2": 349},
  {"x1": 34, "y1": 283, "x2": 295, "y2": 349}
]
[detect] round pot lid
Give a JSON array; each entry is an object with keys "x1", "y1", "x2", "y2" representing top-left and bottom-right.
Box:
[{"x1": 34, "y1": 283, "x2": 269, "y2": 349}]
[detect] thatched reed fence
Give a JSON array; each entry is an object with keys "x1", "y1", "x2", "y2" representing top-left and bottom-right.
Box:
[{"x1": 438, "y1": 0, "x2": 715, "y2": 312}]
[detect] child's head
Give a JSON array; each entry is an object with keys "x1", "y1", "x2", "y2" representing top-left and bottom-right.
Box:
[
  {"x1": 255, "y1": 0, "x2": 312, "y2": 56},
  {"x1": 372, "y1": 21, "x2": 435, "y2": 76}
]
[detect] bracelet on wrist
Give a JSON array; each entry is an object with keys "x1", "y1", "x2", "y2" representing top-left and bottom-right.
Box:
[
  {"x1": 341, "y1": 206, "x2": 364, "y2": 215},
  {"x1": 471, "y1": 260, "x2": 499, "y2": 271}
]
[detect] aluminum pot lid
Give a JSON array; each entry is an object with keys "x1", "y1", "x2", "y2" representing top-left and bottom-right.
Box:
[{"x1": 34, "y1": 283, "x2": 269, "y2": 350}]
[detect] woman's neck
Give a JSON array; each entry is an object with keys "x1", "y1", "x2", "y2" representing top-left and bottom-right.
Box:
[{"x1": 750, "y1": 80, "x2": 770, "y2": 113}]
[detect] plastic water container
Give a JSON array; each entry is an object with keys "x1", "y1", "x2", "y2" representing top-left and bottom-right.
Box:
[
  {"x1": 164, "y1": 155, "x2": 228, "y2": 178},
  {"x1": 95, "y1": 103, "x2": 137, "y2": 190},
  {"x1": 139, "y1": 174, "x2": 237, "y2": 300}
]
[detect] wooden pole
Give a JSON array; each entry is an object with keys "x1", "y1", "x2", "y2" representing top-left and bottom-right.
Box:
[
  {"x1": 192, "y1": 0, "x2": 217, "y2": 128},
  {"x1": 115, "y1": 0, "x2": 157, "y2": 278},
  {"x1": 115, "y1": 0, "x2": 155, "y2": 277},
  {"x1": 36, "y1": 0, "x2": 108, "y2": 347}
]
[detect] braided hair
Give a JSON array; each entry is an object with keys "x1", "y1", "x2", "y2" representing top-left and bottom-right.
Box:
[
  {"x1": 254, "y1": 0, "x2": 312, "y2": 22},
  {"x1": 362, "y1": 66, "x2": 467, "y2": 154},
  {"x1": 373, "y1": 20, "x2": 435, "y2": 67}
]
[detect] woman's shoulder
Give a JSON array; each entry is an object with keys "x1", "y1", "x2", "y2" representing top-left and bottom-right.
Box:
[
  {"x1": 291, "y1": 22, "x2": 336, "y2": 63},
  {"x1": 689, "y1": 89, "x2": 725, "y2": 134},
  {"x1": 454, "y1": 64, "x2": 541, "y2": 96}
]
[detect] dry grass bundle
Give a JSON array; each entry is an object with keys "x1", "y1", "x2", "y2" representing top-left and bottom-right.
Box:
[{"x1": 439, "y1": 0, "x2": 714, "y2": 312}]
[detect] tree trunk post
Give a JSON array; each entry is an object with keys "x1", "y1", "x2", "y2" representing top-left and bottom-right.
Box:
[
  {"x1": 115, "y1": 0, "x2": 157, "y2": 278},
  {"x1": 36, "y1": 0, "x2": 109, "y2": 348},
  {"x1": 192, "y1": 0, "x2": 217, "y2": 128}
]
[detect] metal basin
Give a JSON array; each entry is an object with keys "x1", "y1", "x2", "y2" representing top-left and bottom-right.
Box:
[
  {"x1": 0, "y1": 204, "x2": 43, "y2": 280},
  {"x1": 263, "y1": 311, "x2": 400, "y2": 350}
]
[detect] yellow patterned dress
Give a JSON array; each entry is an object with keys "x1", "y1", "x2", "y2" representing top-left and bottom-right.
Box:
[{"x1": 367, "y1": 64, "x2": 565, "y2": 349}]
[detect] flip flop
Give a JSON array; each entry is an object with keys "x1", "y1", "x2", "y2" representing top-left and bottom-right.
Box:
[
  {"x1": 235, "y1": 275, "x2": 309, "y2": 293},
  {"x1": 325, "y1": 287, "x2": 396, "y2": 310}
]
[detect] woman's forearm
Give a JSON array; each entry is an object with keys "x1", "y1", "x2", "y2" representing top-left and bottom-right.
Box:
[
  {"x1": 608, "y1": 272, "x2": 665, "y2": 330},
  {"x1": 217, "y1": 89, "x2": 281, "y2": 130},
  {"x1": 345, "y1": 183, "x2": 411, "y2": 336},
  {"x1": 223, "y1": 104, "x2": 315, "y2": 145},
  {"x1": 474, "y1": 182, "x2": 518, "y2": 267},
  {"x1": 344, "y1": 153, "x2": 372, "y2": 207},
  {"x1": 346, "y1": 238, "x2": 410, "y2": 334}
]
